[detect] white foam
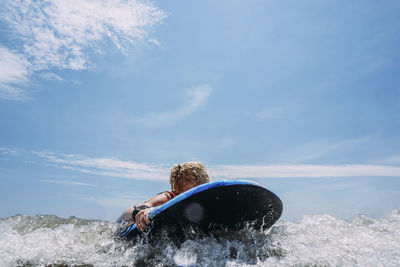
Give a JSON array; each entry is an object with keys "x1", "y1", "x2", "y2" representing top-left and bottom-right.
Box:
[{"x1": 1, "y1": 211, "x2": 399, "y2": 266}]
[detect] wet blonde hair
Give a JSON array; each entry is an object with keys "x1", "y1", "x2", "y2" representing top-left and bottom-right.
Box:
[{"x1": 170, "y1": 162, "x2": 210, "y2": 192}]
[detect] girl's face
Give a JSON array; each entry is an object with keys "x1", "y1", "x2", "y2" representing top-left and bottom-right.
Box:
[{"x1": 173, "y1": 181, "x2": 197, "y2": 195}]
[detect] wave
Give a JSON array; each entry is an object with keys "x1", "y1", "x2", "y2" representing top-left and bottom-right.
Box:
[{"x1": 1, "y1": 210, "x2": 400, "y2": 266}]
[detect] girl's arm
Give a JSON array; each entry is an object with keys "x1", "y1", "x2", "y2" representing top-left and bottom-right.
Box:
[
  {"x1": 143, "y1": 192, "x2": 171, "y2": 207},
  {"x1": 135, "y1": 192, "x2": 172, "y2": 231}
]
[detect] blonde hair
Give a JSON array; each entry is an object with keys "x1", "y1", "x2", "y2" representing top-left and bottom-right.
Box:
[{"x1": 170, "y1": 162, "x2": 210, "y2": 192}]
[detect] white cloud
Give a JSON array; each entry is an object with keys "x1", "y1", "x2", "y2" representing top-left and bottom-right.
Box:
[
  {"x1": 33, "y1": 150, "x2": 170, "y2": 181},
  {"x1": 3, "y1": 146, "x2": 400, "y2": 180},
  {"x1": 28, "y1": 150, "x2": 400, "y2": 179},
  {"x1": 210, "y1": 164, "x2": 400, "y2": 178},
  {"x1": 0, "y1": 0, "x2": 166, "y2": 100},
  {"x1": 0, "y1": 146, "x2": 24, "y2": 157},
  {"x1": 39, "y1": 72, "x2": 64, "y2": 82},
  {"x1": 0, "y1": 46, "x2": 32, "y2": 100},
  {"x1": 31, "y1": 153, "x2": 400, "y2": 179},
  {"x1": 72, "y1": 80, "x2": 83, "y2": 86},
  {"x1": 41, "y1": 179, "x2": 95, "y2": 187},
  {"x1": 134, "y1": 84, "x2": 213, "y2": 126},
  {"x1": 387, "y1": 156, "x2": 400, "y2": 164},
  {"x1": 1, "y1": 0, "x2": 165, "y2": 71},
  {"x1": 288, "y1": 136, "x2": 373, "y2": 163},
  {"x1": 148, "y1": 38, "x2": 161, "y2": 46}
]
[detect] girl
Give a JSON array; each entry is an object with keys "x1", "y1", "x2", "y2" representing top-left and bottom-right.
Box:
[{"x1": 120, "y1": 162, "x2": 210, "y2": 231}]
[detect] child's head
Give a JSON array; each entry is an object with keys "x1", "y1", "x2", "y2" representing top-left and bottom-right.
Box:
[{"x1": 170, "y1": 162, "x2": 210, "y2": 194}]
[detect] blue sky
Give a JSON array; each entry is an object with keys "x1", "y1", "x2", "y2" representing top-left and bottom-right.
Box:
[{"x1": 1, "y1": 0, "x2": 400, "y2": 221}]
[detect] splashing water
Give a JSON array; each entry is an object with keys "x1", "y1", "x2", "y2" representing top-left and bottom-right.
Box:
[{"x1": 1, "y1": 210, "x2": 400, "y2": 266}]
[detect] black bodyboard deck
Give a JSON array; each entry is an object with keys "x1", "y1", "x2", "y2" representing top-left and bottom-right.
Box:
[{"x1": 119, "y1": 180, "x2": 283, "y2": 240}]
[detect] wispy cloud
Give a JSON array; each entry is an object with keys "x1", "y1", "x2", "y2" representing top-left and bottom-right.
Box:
[
  {"x1": 210, "y1": 164, "x2": 400, "y2": 178},
  {"x1": 0, "y1": 0, "x2": 166, "y2": 100},
  {"x1": 1, "y1": 146, "x2": 169, "y2": 180},
  {"x1": 288, "y1": 136, "x2": 373, "y2": 163},
  {"x1": 0, "y1": 146, "x2": 24, "y2": 157},
  {"x1": 39, "y1": 72, "x2": 64, "y2": 82},
  {"x1": 0, "y1": 46, "x2": 32, "y2": 100},
  {"x1": 375, "y1": 154, "x2": 400, "y2": 166},
  {"x1": 386, "y1": 156, "x2": 400, "y2": 165},
  {"x1": 2, "y1": 146, "x2": 400, "y2": 180},
  {"x1": 133, "y1": 84, "x2": 213, "y2": 126},
  {"x1": 41, "y1": 179, "x2": 95, "y2": 187},
  {"x1": 32, "y1": 150, "x2": 170, "y2": 181}
]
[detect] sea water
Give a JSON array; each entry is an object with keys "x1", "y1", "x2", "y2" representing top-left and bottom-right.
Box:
[{"x1": 1, "y1": 210, "x2": 400, "y2": 266}]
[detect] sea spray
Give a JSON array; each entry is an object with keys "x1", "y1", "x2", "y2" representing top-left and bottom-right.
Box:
[
  {"x1": 1, "y1": 210, "x2": 400, "y2": 266},
  {"x1": 263, "y1": 210, "x2": 400, "y2": 266}
]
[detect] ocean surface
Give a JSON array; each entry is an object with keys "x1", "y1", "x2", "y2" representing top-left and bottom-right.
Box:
[{"x1": 1, "y1": 210, "x2": 400, "y2": 267}]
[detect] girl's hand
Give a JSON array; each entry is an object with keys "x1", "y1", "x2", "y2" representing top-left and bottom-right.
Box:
[{"x1": 135, "y1": 207, "x2": 153, "y2": 231}]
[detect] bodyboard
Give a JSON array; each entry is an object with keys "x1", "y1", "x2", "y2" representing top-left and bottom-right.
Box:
[{"x1": 119, "y1": 180, "x2": 283, "y2": 240}]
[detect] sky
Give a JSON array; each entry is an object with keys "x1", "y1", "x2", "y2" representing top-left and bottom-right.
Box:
[{"x1": 1, "y1": 0, "x2": 400, "y2": 221}]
